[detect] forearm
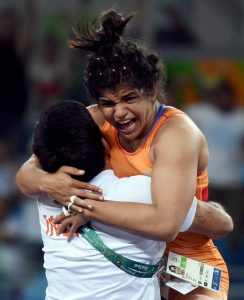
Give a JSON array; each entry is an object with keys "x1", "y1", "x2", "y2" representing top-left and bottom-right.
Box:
[
  {"x1": 189, "y1": 200, "x2": 233, "y2": 239},
  {"x1": 82, "y1": 200, "x2": 179, "y2": 242},
  {"x1": 16, "y1": 155, "x2": 46, "y2": 196}
]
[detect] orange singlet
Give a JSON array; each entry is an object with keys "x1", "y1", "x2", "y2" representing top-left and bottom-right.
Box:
[{"x1": 102, "y1": 107, "x2": 229, "y2": 298}]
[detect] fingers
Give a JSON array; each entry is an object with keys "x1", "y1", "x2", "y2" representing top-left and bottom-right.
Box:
[
  {"x1": 69, "y1": 204, "x2": 84, "y2": 213},
  {"x1": 58, "y1": 218, "x2": 72, "y2": 235},
  {"x1": 67, "y1": 223, "x2": 80, "y2": 242},
  {"x1": 66, "y1": 197, "x2": 93, "y2": 213},
  {"x1": 72, "y1": 179, "x2": 103, "y2": 195},
  {"x1": 57, "y1": 213, "x2": 85, "y2": 241},
  {"x1": 53, "y1": 185, "x2": 103, "y2": 207},
  {"x1": 58, "y1": 166, "x2": 85, "y2": 176},
  {"x1": 73, "y1": 189, "x2": 104, "y2": 201},
  {"x1": 66, "y1": 184, "x2": 103, "y2": 201},
  {"x1": 54, "y1": 213, "x2": 67, "y2": 224}
]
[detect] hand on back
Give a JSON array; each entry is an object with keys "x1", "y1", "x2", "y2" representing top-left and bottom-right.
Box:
[{"x1": 40, "y1": 165, "x2": 104, "y2": 207}]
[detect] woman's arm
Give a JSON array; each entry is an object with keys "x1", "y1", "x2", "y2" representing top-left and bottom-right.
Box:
[
  {"x1": 68, "y1": 119, "x2": 233, "y2": 241},
  {"x1": 65, "y1": 197, "x2": 233, "y2": 242},
  {"x1": 72, "y1": 120, "x2": 204, "y2": 241}
]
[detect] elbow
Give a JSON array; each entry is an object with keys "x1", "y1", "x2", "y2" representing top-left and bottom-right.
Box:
[
  {"x1": 16, "y1": 170, "x2": 26, "y2": 195},
  {"x1": 159, "y1": 231, "x2": 178, "y2": 243},
  {"x1": 211, "y1": 216, "x2": 234, "y2": 240},
  {"x1": 163, "y1": 232, "x2": 178, "y2": 243},
  {"x1": 16, "y1": 169, "x2": 33, "y2": 197},
  {"x1": 16, "y1": 170, "x2": 23, "y2": 191},
  {"x1": 153, "y1": 223, "x2": 179, "y2": 242},
  {"x1": 214, "y1": 216, "x2": 234, "y2": 240},
  {"x1": 165, "y1": 227, "x2": 180, "y2": 242},
  {"x1": 225, "y1": 215, "x2": 234, "y2": 235}
]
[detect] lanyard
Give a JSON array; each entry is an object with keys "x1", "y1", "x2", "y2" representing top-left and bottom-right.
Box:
[{"x1": 79, "y1": 226, "x2": 159, "y2": 278}]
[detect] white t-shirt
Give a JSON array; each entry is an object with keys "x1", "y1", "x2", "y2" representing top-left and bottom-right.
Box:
[{"x1": 38, "y1": 170, "x2": 196, "y2": 300}]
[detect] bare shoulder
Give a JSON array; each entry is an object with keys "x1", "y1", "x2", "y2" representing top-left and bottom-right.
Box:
[
  {"x1": 87, "y1": 104, "x2": 105, "y2": 129},
  {"x1": 151, "y1": 111, "x2": 208, "y2": 169},
  {"x1": 156, "y1": 112, "x2": 203, "y2": 145}
]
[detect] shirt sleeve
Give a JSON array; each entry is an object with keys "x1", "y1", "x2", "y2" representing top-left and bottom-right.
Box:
[{"x1": 179, "y1": 197, "x2": 197, "y2": 232}]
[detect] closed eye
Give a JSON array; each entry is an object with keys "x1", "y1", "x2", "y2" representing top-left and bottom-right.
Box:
[
  {"x1": 122, "y1": 92, "x2": 139, "y2": 103},
  {"x1": 123, "y1": 96, "x2": 137, "y2": 102},
  {"x1": 98, "y1": 100, "x2": 115, "y2": 107}
]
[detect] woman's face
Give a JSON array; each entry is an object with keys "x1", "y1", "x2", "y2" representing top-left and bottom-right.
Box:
[{"x1": 98, "y1": 84, "x2": 157, "y2": 142}]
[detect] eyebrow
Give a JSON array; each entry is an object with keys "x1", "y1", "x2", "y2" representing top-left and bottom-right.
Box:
[
  {"x1": 99, "y1": 90, "x2": 138, "y2": 101},
  {"x1": 121, "y1": 91, "x2": 138, "y2": 99}
]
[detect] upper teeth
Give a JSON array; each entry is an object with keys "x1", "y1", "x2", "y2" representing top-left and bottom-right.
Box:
[{"x1": 118, "y1": 120, "x2": 131, "y2": 124}]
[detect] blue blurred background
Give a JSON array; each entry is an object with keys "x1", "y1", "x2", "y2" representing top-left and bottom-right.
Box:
[{"x1": 0, "y1": 0, "x2": 243, "y2": 299}]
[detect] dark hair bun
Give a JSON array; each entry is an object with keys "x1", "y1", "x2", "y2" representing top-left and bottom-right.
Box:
[
  {"x1": 70, "y1": 10, "x2": 134, "y2": 53},
  {"x1": 101, "y1": 10, "x2": 132, "y2": 42},
  {"x1": 70, "y1": 9, "x2": 166, "y2": 101}
]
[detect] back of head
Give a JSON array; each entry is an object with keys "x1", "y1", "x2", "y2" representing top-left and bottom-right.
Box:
[
  {"x1": 70, "y1": 9, "x2": 166, "y2": 101},
  {"x1": 33, "y1": 100, "x2": 105, "y2": 182}
]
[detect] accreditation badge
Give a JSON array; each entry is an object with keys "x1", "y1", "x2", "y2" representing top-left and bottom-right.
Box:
[{"x1": 166, "y1": 251, "x2": 222, "y2": 292}]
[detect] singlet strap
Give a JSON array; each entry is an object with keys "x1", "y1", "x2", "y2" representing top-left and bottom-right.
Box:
[
  {"x1": 143, "y1": 105, "x2": 166, "y2": 139},
  {"x1": 145, "y1": 107, "x2": 186, "y2": 150},
  {"x1": 101, "y1": 106, "x2": 186, "y2": 160}
]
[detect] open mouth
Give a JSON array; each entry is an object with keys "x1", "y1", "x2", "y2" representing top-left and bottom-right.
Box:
[{"x1": 116, "y1": 119, "x2": 137, "y2": 134}]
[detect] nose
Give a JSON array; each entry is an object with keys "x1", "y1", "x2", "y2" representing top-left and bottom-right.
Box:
[{"x1": 113, "y1": 102, "x2": 127, "y2": 120}]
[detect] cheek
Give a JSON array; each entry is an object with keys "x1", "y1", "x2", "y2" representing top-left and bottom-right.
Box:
[
  {"x1": 100, "y1": 108, "x2": 113, "y2": 121},
  {"x1": 133, "y1": 101, "x2": 150, "y2": 119},
  {"x1": 137, "y1": 109, "x2": 148, "y2": 122}
]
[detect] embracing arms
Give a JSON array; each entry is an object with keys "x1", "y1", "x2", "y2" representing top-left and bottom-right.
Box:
[
  {"x1": 55, "y1": 199, "x2": 232, "y2": 242},
  {"x1": 16, "y1": 119, "x2": 233, "y2": 242},
  {"x1": 67, "y1": 122, "x2": 232, "y2": 241}
]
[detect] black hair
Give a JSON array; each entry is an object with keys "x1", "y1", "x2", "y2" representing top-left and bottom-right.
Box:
[
  {"x1": 33, "y1": 100, "x2": 105, "y2": 182},
  {"x1": 69, "y1": 10, "x2": 166, "y2": 100}
]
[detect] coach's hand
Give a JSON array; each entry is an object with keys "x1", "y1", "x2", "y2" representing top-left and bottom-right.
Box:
[
  {"x1": 54, "y1": 212, "x2": 88, "y2": 241},
  {"x1": 40, "y1": 165, "x2": 104, "y2": 207}
]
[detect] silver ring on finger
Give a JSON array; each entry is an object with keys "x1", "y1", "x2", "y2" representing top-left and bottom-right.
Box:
[
  {"x1": 67, "y1": 202, "x2": 73, "y2": 213},
  {"x1": 70, "y1": 195, "x2": 76, "y2": 204},
  {"x1": 62, "y1": 206, "x2": 71, "y2": 216}
]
